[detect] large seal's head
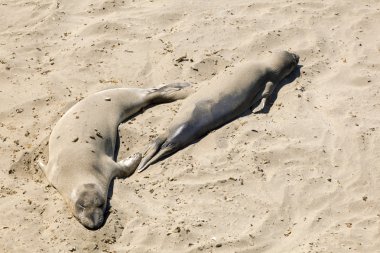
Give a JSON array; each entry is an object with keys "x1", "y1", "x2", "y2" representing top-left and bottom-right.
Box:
[
  {"x1": 269, "y1": 51, "x2": 299, "y2": 81},
  {"x1": 71, "y1": 183, "x2": 106, "y2": 229}
]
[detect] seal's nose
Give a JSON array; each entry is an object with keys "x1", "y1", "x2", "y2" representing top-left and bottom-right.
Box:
[{"x1": 80, "y1": 208, "x2": 104, "y2": 230}]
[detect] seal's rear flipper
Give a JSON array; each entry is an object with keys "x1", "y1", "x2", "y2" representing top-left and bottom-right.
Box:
[
  {"x1": 137, "y1": 137, "x2": 167, "y2": 173},
  {"x1": 137, "y1": 144, "x2": 176, "y2": 173},
  {"x1": 148, "y1": 82, "x2": 193, "y2": 103}
]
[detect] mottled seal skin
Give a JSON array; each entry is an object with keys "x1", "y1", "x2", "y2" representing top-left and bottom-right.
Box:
[
  {"x1": 38, "y1": 83, "x2": 191, "y2": 229},
  {"x1": 137, "y1": 51, "x2": 299, "y2": 172}
]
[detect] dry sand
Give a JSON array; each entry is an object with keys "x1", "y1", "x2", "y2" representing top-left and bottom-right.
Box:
[{"x1": 1, "y1": 0, "x2": 380, "y2": 252}]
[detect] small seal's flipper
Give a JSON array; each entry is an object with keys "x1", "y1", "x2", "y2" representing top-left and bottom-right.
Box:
[
  {"x1": 148, "y1": 82, "x2": 193, "y2": 103},
  {"x1": 137, "y1": 142, "x2": 176, "y2": 173},
  {"x1": 137, "y1": 137, "x2": 166, "y2": 173},
  {"x1": 252, "y1": 81, "x2": 275, "y2": 113}
]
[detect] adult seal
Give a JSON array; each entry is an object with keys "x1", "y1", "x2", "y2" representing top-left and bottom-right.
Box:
[
  {"x1": 38, "y1": 83, "x2": 191, "y2": 229},
  {"x1": 137, "y1": 51, "x2": 299, "y2": 172}
]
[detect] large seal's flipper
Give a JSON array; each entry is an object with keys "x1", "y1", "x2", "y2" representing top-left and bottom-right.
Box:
[
  {"x1": 116, "y1": 153, "x2": 142, "y2": 178},
  {"x1": 147, "y1": 82, "x2": 193, "y2": 103},
  {"x1": 37, "y1": 159, "x2": 48, "y2": 176}
]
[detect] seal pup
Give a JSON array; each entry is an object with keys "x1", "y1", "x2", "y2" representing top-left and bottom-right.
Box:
[
  {"x1": 137, "y1": 51, "x2": 299, "y2": 172},
  {"x1": 38, "y1": 83, "x2": 191, "y2": 229}
]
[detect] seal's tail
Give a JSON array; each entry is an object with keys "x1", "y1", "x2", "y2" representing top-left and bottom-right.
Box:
[{"x1": 148, "y1": 82, "x2": 193, "y2": 103}]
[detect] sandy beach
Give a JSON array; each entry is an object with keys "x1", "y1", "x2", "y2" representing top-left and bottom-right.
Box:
[{"x1": 1, "y1": 0, "x2": 380, "y2": 252}]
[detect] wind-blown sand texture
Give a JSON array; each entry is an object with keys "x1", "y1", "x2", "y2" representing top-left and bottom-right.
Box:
[{"x1": 1, "y1": 0, "x2": 380, "y2": 252}]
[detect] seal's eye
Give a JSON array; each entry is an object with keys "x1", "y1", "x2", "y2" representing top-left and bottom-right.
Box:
[
  {"x1": 76, "y1": 201, "x2": 86, "y2": 209},
  {"x1": 76, "y1": 197, "x2": 92, "y2": 209},
  {"x1": 93, "y1": 195, "x2": 105, "y2": 208}
]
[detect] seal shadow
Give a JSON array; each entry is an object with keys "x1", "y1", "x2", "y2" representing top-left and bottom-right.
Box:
[
  {"x1": 104, "y1": 180, "x2": 115, "y2": 225},
  {"x1": 102, "y1": 130, "x2": 121, "y2": 228},
  {"x1": 101, "y1": 108, "x2": 154, "y2": 228}
]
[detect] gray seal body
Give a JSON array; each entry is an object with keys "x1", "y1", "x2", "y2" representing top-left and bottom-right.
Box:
[
  {"x1": 38, "y1": 83, "x2": 191, "y2": 229},
  {"x1": 137, "y1": 51, "x2": 299, "y2": 172}
]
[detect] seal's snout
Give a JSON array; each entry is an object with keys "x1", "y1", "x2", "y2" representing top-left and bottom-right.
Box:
[
  {"x1": 74, "y1": 184, "x2": 106, "y2": 229},
  {"x1": 80, "y1": 207, "x2": 104, "y2": 230}
]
